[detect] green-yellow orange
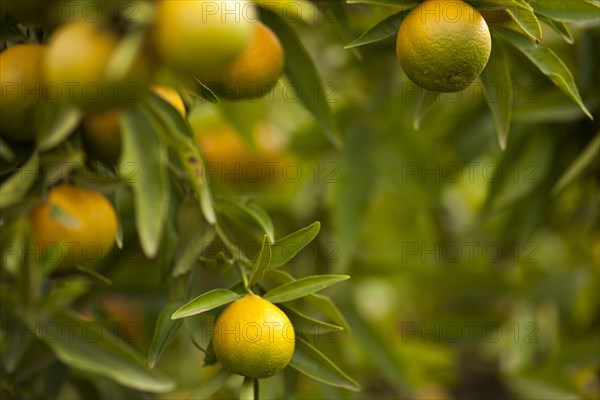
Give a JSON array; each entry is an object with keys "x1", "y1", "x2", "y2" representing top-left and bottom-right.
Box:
[
  {"x1": 396, "y1": 0, "x2": 491, "y2": 92},
  {"x1": 152, "y1": 0, "x2": 257, "y2": 81},
  {"x1": 212, "y1": 294, "x2": 295, "y2": 379},
  {"x1": 44, "y1": 20, "x2": 151, "y2": 111}
]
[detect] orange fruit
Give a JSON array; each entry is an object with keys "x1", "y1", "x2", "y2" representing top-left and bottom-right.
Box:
[
  {"x1": 212, "y1": 294, "x2": 295, "y2": 379},
  {"x1": 44, "y1": 20, "x2": 151, "y2": 111},
  {"x1": 195, "y1": 122, "x2": 292, "y2": 185},
  {"x1": 207, "y1": 22, "x2": 285, "y2": 100},
  {"x1": 29, "y1": 184, "x2": 118, "y2": 268},
  {"x1": 152, "y1": 0, "x2": 256, "y2": 81},
  {"x1": 396, "y1": 0, "x2": 491, "y2": 92},
  {"x1": 0, "y1": 44, "x2": 46, "y2": 142}
]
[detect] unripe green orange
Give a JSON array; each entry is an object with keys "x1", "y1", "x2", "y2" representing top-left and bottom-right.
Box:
[
  {"x1": 44, "y1": 20, "x2": 151, "y2": 111},
  {"x1": 152, "y1": 0, "x2": 257, "y2": 81},
  {"x1": 396, "y1": 0, "x2": 491, "y2": 92}
]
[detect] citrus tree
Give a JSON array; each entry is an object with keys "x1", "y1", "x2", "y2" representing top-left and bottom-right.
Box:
[{"x1": 1, "y1": 0, "x2": 599, "y2": 399}]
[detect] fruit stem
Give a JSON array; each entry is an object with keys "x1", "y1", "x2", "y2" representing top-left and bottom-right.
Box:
[{"x1": 237, "y1": 263, "x2": 252, "y2": 294}]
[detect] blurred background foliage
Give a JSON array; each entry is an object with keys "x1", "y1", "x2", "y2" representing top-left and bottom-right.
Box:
[{"x1": 1, "y1": 1, "x2": 599, "y2": 399}]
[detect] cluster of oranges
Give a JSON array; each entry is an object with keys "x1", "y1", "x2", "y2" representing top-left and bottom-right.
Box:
[
  {"x1": 0, "y1": 0, "x2": 284, "y2": 144},
  {"x1": 1, "y1": 0, "x2": 287, "y2": 268}
]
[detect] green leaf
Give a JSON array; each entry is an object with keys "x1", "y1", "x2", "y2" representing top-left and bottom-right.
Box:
[
  {"x1": 539, "y1": 16, "x2": 574, "y2": 44},
  {"x1": 530, "y1": 0, "x2": 600, "y2": 23},
  {"x1": 172, "y1": 289, "x2": 241, "y2": 319},
  {"x1": 192, "y1": 77, "x2": 219, "y2": 103},
  {"x1": 345, "y1": 11, "x2": 408, "y2": 49},
  {"x1": 0, "y1": 137, "x2": 15, "y2": 161},
  {"x1": 148, "y1": 304, "x2": 182, "y2": 368},
  {"x1": 248, "y1": 235, "x2": 272, "y2": 288},
  {"x1": 262, "y1": 11, "x2": 341, "y2": 147},
  {"x1": 263, "y1": 275, "x2": 349, "y2": 303},
  {"x1": 413, "y1": 88, "x2": 441, "y2": 130},
  {"x1": 186, "y1": 368, "x2": 231, "y2": 399},
  {"x1": 215, "y1": 199, "x2": 274, "y2": 243},
  {"x1": 281, "y1": 304, "x2": 343, "y2": 333},
  {"x1": 105, "y1": 28, "x2": 146, "y2": 83},
  {"x1": 506, "y1": 6, "x2": 542, "y2": 42},
  {"x1": 480, "y1": 38, "x2": 513, "y2": 150},
  {"x1": 36, "y1": 105, "x2": 81, "y2": 151},
  {"x1": 146, "y1": 92, "x2": 217, "y2": 225},
  {"x1": 173, "y1": 198, "x2": 215, "y2": 277},
  {"x1": 41, "y1": 312, "x2": 175, "y2": 393},
  {"x1": 552, "y1": 133, "x2": 600, "y2": 196},
  {"x1": 270, "y1": 221, "x2": 320, "y2": 269},
  {"x1": 493, "y1": 27, "x2": 593, "y2": 120},
  {"x1": 120, "y1": 105, "x2": 170, "y2": 258},
  {"x1": 268, "y1": 270, "x2": 351, "y2": 331},
  {"x1": 289, "y1": 337, "x2": 360, "y2": 391},
  {"x1": 0, "y1": 152, "x2": 38, "y2": 210}
]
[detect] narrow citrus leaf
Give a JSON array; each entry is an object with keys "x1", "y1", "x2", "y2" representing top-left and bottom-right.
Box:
[
  {"x1": 552, "y1": 133, "x2": 600, "y2": 196},
  {"x1": 248, "y1": 235, "x2": 272, "y2": 288},
  {"x1": 469, "y1": 0, "x2": 532, "y2": 11},
  {"x1": 270, "y1": 221, "x2": 320, "y2": 269},
  {"x1": 172, "y1": 289, "x2": 241, "y2": 319},
  {"x1": 413, "y1": 89, "x2": 440, "y2": 130},
  {"x1": 192, "y1": 77, "x2": 219, "y2": 103},
  {"x1": 215, "y1": 199, "x2": 274, "y2": 243},
  {"x1": 289, "y1": 337, "x2": 360, "y2": 391},
  {"x1": 146, "y1": 92, "x2": 217, "y2": 225},
  {"x1": 148, "y1": 304, "x2": 183, "y2": 368},
  {"x1": 263, "y1": 275, "x2": 349, "y2": 303},
  {"x1": 105, "y1": 28, "x2": 146, "y2": 82},
  {"x1": 36, "y1": 105, "x2": 81, "y2": 151},
  {"x1": 173, "y1": 198, "x2": 215, "y2": 277},
  {"x1": 0, "y1": 152, "x2": 38, "y2": 210},
  {"x1": 0, "y1": 137, "x2": 15, "y2": 161},
  {"x1": 186, "y1": 367, "x2": 231, "y2": 400},
  {"x1": 281, "y1": 304, "x2": 344, "y2": 333},
  {"x1": 306, "y1": 293, "x2": 352, "y2": 333},
  {"x1": 41, "y1": 312, "x2": 175, "y2": 393},
  {"x1": 494, "y1": 27, "x2": 593, "y2": 120},
  {"x1": 480, "y1": 38, "x2": 512, "y2": 150},
  {"x1": 74, "y1": 265, "x2": 112, "y2": 285},
  {"x1": 345, "y1": 11, "x2": 408, "y2": 49},
  {"x1": 539, "y1": 16, "x2": 574, "y2": 44},
  {"x1": 262, "y1": 11, "x2": 341, "y2": 147},
  {"x1": 267, "y1": 270, "x2": 351, "y2": 331},
  {"x1": 506, "y1": 7, "x2": 542, "y2": 42},
  {"x1": 120, "y1": 105, "x2": 170, "y2": 258},
  {"x1": 530, "y1": 0, "x2": 600, "y2": 23},
  {"x1": 240, "y1": 377, "x2": 255, "y2": 400}
]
